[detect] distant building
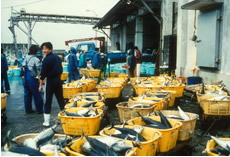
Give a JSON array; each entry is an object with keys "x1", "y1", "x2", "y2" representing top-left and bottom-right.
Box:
[
  {"x1": 1, "y1": 43, "x2": 65, "y2": 58},
  {"x1": 94, "y1": 0, "x2": 161, "y2": 63},
  {"x1": 94, "y1": 0, "x2": 230, "y2": 88}
]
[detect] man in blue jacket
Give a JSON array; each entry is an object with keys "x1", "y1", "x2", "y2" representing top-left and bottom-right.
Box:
[
  {"x1": 79, "y1": 50, "x2": 87, "y2": 68},
  {"x1": 91, "y1": 48, "x2": 102, "y2": 69},
  {"x1": 1, "y1": 48, "x2": 10, "y2": 93},
  {"x1": 68, "y1": 47, "x2": 79, "y2": 82},
  {"x1": 39, "y1": 42, "x2": 65, "y2": 127},
  {"x1": 127, "y1": 49, "x2": 136, "y2": 78}
]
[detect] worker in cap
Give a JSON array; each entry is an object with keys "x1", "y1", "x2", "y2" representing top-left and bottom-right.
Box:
[
  {"x1": 39, "y1": 42, "x2": 65, "y2": 127},
  {"x1": 68, "y1": 47, "x2": 80, "y2": 82}
]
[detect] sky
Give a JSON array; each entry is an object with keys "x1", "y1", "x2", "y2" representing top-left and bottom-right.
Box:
[{"x1": 1, "y1": 0, "x2": 119, "y2": 50}]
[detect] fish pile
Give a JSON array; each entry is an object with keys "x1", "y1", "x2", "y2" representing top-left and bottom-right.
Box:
[
  {"x1": 81, "y1": 135, "x2": 138, "y2": 156},
  {"x1": 197, "y1": 83, "x2": 229, "y2": 96},
  {"x1": 209, "y1": 136, "x2": 230, "y2": 156},
  {"x1": 70, "y1": 101, "x2": 99, "y2": 108},
  {"x1": 73, "y1": 96, "x2": 99, "y2": 102},
  {"x1": 2, "y1": 124, "x2": 71, "y2": 156},
  {"x1": 132, "y1": 76, "x2": 183, "y2": 87},
  {"x1": 64, "y1": 80, "x2": 88, "y2": 88},
  {"x1": 161, "y1": 107, "x2": 191, "y2": 121},
  {"x1": 63, "y1": 107, "x2": 99, "y2": 117},
  {"x1": 208, "y1": 96, "x2": 230, "y2": 101},
  {"x1": 104, "y1": 124, "x2": 146, "y2": 142},
  {"x1": 121, "y1": 102, "x2": 153, "y2": 109},
  {"x1": 137, "y1": 111, "x2": 172, "y2": 129}
]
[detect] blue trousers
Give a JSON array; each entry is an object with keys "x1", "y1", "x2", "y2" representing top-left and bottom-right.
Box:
[
  {"x1": 1, "y1": 71, "x2": 10, "y2": 93},
  {"x1": 23, "y1": 68, "x2": 43, "y2": 113},
  {"x1": 44, "y1": 77, "x2": 65, "y2": 114},
  {"x1": 69, "y1": 69, "x2": 79, "y2": 82}
]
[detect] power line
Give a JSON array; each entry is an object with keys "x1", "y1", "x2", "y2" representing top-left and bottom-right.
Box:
[{"x1": 1, "y1": 0, "x2": 47, "y2": 9}]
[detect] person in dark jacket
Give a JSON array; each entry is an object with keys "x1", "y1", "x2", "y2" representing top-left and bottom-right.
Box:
[
  {"x1": 91, "y1": 48, "x2": 102, "y2": 69},
  {"x1": 22, "y1": 45, "x2": 43, "y2": 114},
  {"x1": 1, "y1": 48, "x2": 10, "y2": 93},
  {"x1": 79, "y1": 50, "x2": 87, "y2": 68},
  {"x1": 68, "y1": 47, "x2": 79, "y2": 82},
  {"x1": 134, "y1": 46, "x2": 142, "y2": 77},
  {"x1": 39, "y1": 42, "x2": 65, "y2": 127},
  {"x1": 127, "y1": 49, "x2": 136, "y2": 78}
]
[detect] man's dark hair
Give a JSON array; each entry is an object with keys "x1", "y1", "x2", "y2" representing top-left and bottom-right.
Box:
[
  {"x1": 134, "y1": 46, "x2": 138, "y2": 50},
  {"x1": 1, "y1": 48, "x2": 3, "y2": 54},
  {"x1": 95, "y1": 48, "x2": 99, "y2": 52},
  {"x1": 41, "y1": 42, "x2": 53, "y2": 50},
  {"x1": 28, "y1": 45, "x2": 38, "y2": 55}
]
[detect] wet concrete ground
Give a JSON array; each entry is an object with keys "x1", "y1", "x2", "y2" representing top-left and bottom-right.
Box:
[{"x1": 1, "y1": 77, "x2": 230, "y2": 156}]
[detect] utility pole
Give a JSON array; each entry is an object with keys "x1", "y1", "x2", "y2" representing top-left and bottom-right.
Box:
[
  {"x1": 9, "y1": 7, "x2": 18, "y2": 57},
  {"x1": 27, "y1": 20, "x2": 32, "y2": 51}
]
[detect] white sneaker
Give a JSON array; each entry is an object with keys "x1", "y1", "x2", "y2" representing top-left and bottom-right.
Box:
[{"x1": 43, "y1": 113, "x2": 50, "y2": 127}]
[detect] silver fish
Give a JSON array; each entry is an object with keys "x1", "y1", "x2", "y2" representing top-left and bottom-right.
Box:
[
  {"x1": 34, "y1": 124, "x2": 58, "y2": 147},
  {"x1": 211, "y1": 136, "x2": 230, "y2": 150},
  {"x1": 54, "y1": 144, "x2": 59, "y2": 156},
  {"x1": 1, "y1": 151, "x2": 29, "y2": 156},
  {"x1": 178, "y1": 106, "x2": 190, "y2": 120},
  {"x1": 23, "y1": 138, "x2": 37, "y2": 150},
  {"x1": 208, "y1": 96, "x2": 230, "y2": 101}
]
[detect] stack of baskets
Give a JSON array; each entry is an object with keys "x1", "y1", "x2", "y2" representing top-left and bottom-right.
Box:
[
  {"x1": 115, "y1": 100, "x2": 199, "y2": 153},
  {"x1": 195, "y1": 84, "x2": 230, "y2": 121},
  {"x1": 63, "y1": 79, "x2": 97, "y2": 99},
  {"x1": 96, "y1": 79, "x2": 128, "y2": 99},
  {"x1": 59, "y1": 92, "x2": 105, "y2": 136},
  {"x1": 132, "y1": 76, "x2": 185, "y2": 98}
]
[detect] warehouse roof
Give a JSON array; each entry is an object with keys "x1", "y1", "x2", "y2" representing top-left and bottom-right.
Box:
[{"x1": 93, "y1": 0, "x2": 142, "y2": 29}]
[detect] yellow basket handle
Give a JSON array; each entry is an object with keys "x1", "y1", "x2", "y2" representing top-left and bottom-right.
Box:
[{"x1": 173, "y1": 122, "x2": 181, "y2": 128}]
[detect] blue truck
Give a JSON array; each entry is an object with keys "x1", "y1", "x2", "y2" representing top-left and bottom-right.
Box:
[{"x1": 65, "y1": 37, "x2": 127, "y2": 63}]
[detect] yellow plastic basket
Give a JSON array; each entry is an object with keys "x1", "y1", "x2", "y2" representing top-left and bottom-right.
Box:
[
  {"x1": 162, "y1": 85, "x2": 185, "y2": 97},
  {"x1": 146, "y1": 91, "x2": 176, "y2": 108},
  {"x1": 163, "y1": 90, "x2": 177, "y2": 107},
  {"x1": 118, "y1": 73, "x2": 128, "y2": 79},
  {"x1": 69, "y1": 92, "x2": 105, "y2": 103},
  {"x1": 205, "y1": 138, "x2": 230, "y2": 156},
  {"x1": 63, "y1": 86, "x2": 82, "y2": 99},
  {"x1": 58, "y1": 108, "x2": 103, "y2": 136},
  {"x1": 200, "y1": 96, "x2": 230, "y2": 116},
  {"x1": 80, "y1": 80, "x2": 97, "y2": 92},
  {"x1": 80, "y1": 69, "x2": 88, "y2": 75},
  {"x1": 107, "y1": 78, "x2": 128, "y2": 87},
  {"x1": 65, "y1": 101, "x2": 105, "y2": 110},
  {"x1": 60, "y1": 72, "x2": 68, "y2": 81},
  {"x1": 65, "y1": 136, "x2": 137, "y2": 156},
  {"x1": 116, "y1": 102, "x2": 156, "y2": 123},
  {"x1": 12, "y1": 133, "x2": 68, "y2": 156},
  {"x1": 87, "y1": 69, "x2": 104, "y2": 78},
  {"x1": 128, "y1": 116, "x2": 182, "y2": 153},
  {"x1": 134, "y1": 86, "x2": 162, "y2": 96},
  {"x1": 195, "y1": 85, "x2": 226, "y2": 103},
  {"x1": 96, "y1": 86, "x2": 122, "y2": 99},
  {"x1": 1, "y1": 93, "x2": 7, "y2": 110},
  {"x1": 128, "y1": 97, "x2": 168, "y2": 111},
  {"x1": 107, "y1": 72, "x2": 117, "y2": 77},
  {"x1": 160, "y1": 110, "x2": 199, "y2": 141},
  {"x1": 9, "y1": 65, "x2": 18, "y2": 69},
  {"x1": 100, "y1": 125, "x2": 161, "y2": 156}
]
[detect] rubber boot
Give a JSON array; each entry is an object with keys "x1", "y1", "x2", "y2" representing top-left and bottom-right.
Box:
[{"x1": 43, "y1": 113, "x2": 50, "y2": 127}]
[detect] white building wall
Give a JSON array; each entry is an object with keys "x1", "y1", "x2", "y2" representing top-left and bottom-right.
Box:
[{"x1": 162, "y1": 0, "x2": 230, "y2": 88}]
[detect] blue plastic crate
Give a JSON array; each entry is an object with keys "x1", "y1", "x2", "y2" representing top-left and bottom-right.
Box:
[
  {"x1": 8, "y1": 70, "x2": 13, "y2": 78},
  {"x1": 63, "y1": 66, "x2": 68, "y2": 72},
  {"x1": 13, "y1": 68, "x2": 21, "y2": 77}
]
